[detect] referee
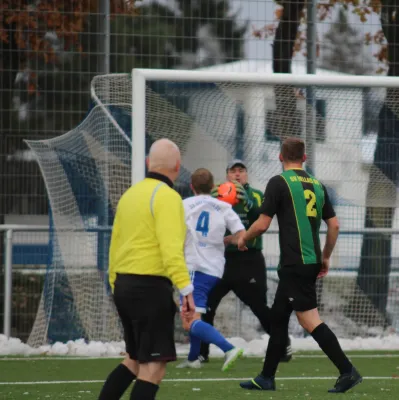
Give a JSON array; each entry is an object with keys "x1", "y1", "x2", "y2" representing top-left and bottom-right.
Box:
[
  {"x1": 239, "y1": 137, "x2": 362, "y2": 393},
  {"x1": 199, "y1": 160, "x2": 291, "y2": 363},
  {"x1": 98, "y1": 138, "x2": 195, "y2": 400}
]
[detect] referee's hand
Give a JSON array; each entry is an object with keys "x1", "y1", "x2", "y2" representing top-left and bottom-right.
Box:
[{"x1": 181, "y1": 292, "x2": 195, "y2": 320}]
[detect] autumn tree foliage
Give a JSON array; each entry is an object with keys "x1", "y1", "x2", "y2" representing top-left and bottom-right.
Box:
[
  {"x1": 253, "y1": 0, "x2": 387, "y2": 74},
  {"x1": 0, "y1": 0, "x2": 136, "y2": 94},
  {"x1": 0, "y1": 0, "x2": 246, "y2": 217},
  {"x1": 0, "y1": 0, "x2": 137, "y2": 219},
  {"x1": 319, "y1": 6, "x2": 375, "y2": 74},
  {"x1": 0, "y1": 0, "x2": 136, "y2": 59}
]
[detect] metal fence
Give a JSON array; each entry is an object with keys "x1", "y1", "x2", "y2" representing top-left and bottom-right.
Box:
[
  {"x1": 1, "y1": 2, "x2": 398, "y2": 342},
  {"x1": 1, "y1": 225, "x2": 49, "y2": 341},
  {"x1": 4, "y1": 224, "x2": 399, "y2": 344},
  {"x1": 1, "y1": 1, "x2": 394, "y2": 217}
]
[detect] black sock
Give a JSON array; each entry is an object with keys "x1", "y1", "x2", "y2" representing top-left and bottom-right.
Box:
[
  {"x1": 311, "y1": 323, "x2": 352, "y2": 374},
  {"x1": 258, "y1": 306, "x2": 271, "y2": 335},
  {"x1": 199, "y1": 340, "x2": 210, "y2": 359},
  {"x1": 98, "y1": 363, "x2": 136, "y2": 400},
  {"x1": 130, "y1": 379, "x2": 159, "y2": 400},
  {"x1": 261, "y1": 321, "x2": 289, "y2": 377}
]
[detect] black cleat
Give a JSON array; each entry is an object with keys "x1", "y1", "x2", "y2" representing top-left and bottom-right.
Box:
[
  {"x1": 240, "y1": 374, "x2": 276, "y2": 390},
  {"x1": 280, "y1": 336, "x2": 293, "y2": 362},
  {"x1": 328, "y1": 368, "x2": 363, "y2": 393}
]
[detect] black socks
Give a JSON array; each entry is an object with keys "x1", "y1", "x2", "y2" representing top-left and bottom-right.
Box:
[
  {"x1": 130, "y1": 379, "x2": 159, "y2": 400},
  {"x1": 311, "y1": 323, "x2": 352, "y2": 374},
  {"x1": 98, "y1": 363, "x2": 136, "y2": 400},
  {"x1": 261, "y1": 319, "x2": 289, "y2": 377}
]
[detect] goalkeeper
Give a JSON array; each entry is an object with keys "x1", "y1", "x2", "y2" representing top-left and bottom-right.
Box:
[{"x1": 199, "y1": 160, "x2": 292, "y2": 363}]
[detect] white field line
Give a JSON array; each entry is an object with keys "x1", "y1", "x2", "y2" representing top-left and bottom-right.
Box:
[
  {"x1": 1, "y1": 354, "x2": 399, "y2": 361},
  {"x1": 0, "y1": 376, "x2": 397, "y2": 386}
]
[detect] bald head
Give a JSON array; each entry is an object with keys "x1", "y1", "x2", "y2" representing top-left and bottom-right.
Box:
[{"x1": 147, "y1": 138, "x2": 181, "y2": 177}]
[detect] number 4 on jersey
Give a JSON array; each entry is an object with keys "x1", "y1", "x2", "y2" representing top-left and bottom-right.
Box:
[{"x1": 196, "y1": 211, "x2": 210, "y2": 237}]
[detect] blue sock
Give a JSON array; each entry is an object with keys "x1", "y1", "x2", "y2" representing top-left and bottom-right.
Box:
[
  {"x1": 190, "y1": 320, "x2": 234, "y2": 353},
  {"x1": 188, "y1": 334, "x2": 201, "y2": 361}
]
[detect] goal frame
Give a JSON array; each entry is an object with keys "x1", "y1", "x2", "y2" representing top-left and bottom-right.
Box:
[{"x1": 131, "y1": 67, "x2": 399, "y2": 185}]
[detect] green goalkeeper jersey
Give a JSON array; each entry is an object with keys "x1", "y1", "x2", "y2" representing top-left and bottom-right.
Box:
[{"x1": 225, "y1": 183, "x2": 264, "y2": 253}]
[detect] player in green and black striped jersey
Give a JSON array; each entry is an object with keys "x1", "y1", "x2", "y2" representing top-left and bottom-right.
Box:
[
  {"x1": 238, "y1": 137, "x2": 362, "y2": 394},
  {"x1": 265, "y1": 167, "x2": 333, "y2": 267}
]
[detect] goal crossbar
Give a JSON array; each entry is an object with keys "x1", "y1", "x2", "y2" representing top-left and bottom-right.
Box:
[
  {"x1": 133, "y1": 68, "x2": 399, "y2": 87},
  {"x1": 131, "y1": 68, "x2": 399, "y2": 185}
]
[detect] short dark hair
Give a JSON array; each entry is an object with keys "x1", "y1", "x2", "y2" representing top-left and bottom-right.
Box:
[
  {"x1": 191, "y1": 168, "x2": 214, "y2": 194},
  {"x1": 281, "y1": 137, "x2": 305, "y2": 162}
]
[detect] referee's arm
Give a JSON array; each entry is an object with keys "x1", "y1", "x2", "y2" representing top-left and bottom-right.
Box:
[
  {"x1": 108, "y1": 210, "x2": 120, "y2": 292},
  {"x1": 154, "y1": 188, "x2": 193, "y2": 295}
]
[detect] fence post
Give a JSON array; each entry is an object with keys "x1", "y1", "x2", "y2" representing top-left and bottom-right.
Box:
[{"x1": 3, "y1": 229, "x2": 13, "y2": 338}]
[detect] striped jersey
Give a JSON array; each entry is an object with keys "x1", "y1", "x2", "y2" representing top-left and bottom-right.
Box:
[{"x1": 260, "y1": 168, "x2": 335, "y2": 267}]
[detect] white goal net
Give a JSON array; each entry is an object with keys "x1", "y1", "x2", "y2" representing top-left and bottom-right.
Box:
[{"x1": 25, "y1": 69, "x2": 399, "y2": 349}]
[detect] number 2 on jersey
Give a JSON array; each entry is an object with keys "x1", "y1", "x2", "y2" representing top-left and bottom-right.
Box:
[
  {"x1": 304, "y1": 189, "x2": 317, "y2": 217},
  {"x1": 196, "y1": 211, "x2": 210, "y2": 237}
]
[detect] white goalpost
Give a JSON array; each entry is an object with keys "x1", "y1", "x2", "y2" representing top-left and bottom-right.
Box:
[
  {"x1": 129, "y1": 69, "x2": 399, "y2": 340},
  {"x1": 24, "y1": 67, "x2": 399, "y2": 351}
]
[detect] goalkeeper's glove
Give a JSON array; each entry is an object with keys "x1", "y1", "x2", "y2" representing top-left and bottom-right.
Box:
[
  {"x1": 233, "y1": 181, "x2": 253, "y2": 210},
  {"x1": 210, "y1": 184, "x2": 220, "y2": 198}
]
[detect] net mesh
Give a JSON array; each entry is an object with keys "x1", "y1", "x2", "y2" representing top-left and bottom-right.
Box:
[
  {"x1": 141, "y1": 80, "x2": 399, "y2": 339},
  {"x1": 25, "y1": 105, "x2": 131, "y2": 346},
  {"x1": 26, "y1": 73, "x2": 399, "y2": 346}
]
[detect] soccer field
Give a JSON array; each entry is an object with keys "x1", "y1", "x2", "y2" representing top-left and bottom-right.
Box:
[{"x1": 0, "y1": 352, "x2": 398, "y2": 399}]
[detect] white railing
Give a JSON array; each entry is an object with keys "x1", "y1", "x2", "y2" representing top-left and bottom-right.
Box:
[
  {"x1": 3, "y1": 224, "x2": 399, "y2": 340},
  {"x1": 1, "y1": 225, "x2": 49, "y2": 338},
  {"x1": 0, "y1": 224, "x2": 113, "y2": 339}
]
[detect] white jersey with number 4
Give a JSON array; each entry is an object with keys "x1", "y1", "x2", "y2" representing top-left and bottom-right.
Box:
[{"x1": 183, "y1": 195, "x2": 245, "y2": 278}]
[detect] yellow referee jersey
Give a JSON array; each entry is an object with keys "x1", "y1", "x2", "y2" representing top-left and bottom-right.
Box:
[{"x1": 108, "y1": 172, "x2": 192, "y2": 295}]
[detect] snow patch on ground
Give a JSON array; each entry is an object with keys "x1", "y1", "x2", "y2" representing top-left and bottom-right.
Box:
[{"x1": 2, "y1": 334, "x2": 399, "y2": 357}]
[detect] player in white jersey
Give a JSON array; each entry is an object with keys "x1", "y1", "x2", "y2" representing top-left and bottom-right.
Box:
[{"x1": 178, "y1": 168, "x2": 246, "y2": 371}]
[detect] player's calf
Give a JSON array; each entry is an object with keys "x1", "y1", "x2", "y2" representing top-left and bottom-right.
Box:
[
  {"x1": 296, "y1": 308, "x2": 323, "y2": 333},
  {"x1": 308, "y1": 321, "x2": 357, "y2": 389},
  {"x1": 137, "y1": 361, "x2": 166, "y2": 385},
  {"x1": 180, "y1": 313, "x2": 243, "y2": 371},
  {"x1": 130, "y1": 361, "x2": 166, "y2": 400},
  {"x1": 98, "y1": 358, "x2": 137, "y2": 400},
  {"x1": 122, "y1": 356, "x2": 139, "y2": 376}
]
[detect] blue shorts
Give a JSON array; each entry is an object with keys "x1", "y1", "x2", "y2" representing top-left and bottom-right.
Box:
[{"x1": 180, "y1": 271, "x2": 220, "y2": 314}]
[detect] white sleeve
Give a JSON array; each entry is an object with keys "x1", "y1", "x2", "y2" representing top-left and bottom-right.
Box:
[
  {"x1": 224, "y1": 207, "x2": 245, "y2": 234},
  {"x1": 182, "y1": 199, "x2": 190, "y2": 219}
]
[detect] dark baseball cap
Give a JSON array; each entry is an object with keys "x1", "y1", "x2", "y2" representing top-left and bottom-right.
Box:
[{"x1": 226, "y1": 159, "x2": 247, "y2": 171}]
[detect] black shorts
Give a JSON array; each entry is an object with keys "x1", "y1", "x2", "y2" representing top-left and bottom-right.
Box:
[
  {"x1": 224, "y1": 250, "x2": 267, "y2": 294},
  {"x1": 274, "y1": 263, "x2": 321, "y2": 313},
  {"x1": 113, "y1": 273, "x2": 177, "y2": 363}
]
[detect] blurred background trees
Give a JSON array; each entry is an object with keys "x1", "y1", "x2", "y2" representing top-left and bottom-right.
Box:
[{"x1": 0, "y1": 0, "x2": 246, "y2": 216}]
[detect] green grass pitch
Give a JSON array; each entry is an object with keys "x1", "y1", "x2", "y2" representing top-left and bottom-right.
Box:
[{"x1": 0, "y1": 352, "x2": 399, "y2": 399}]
